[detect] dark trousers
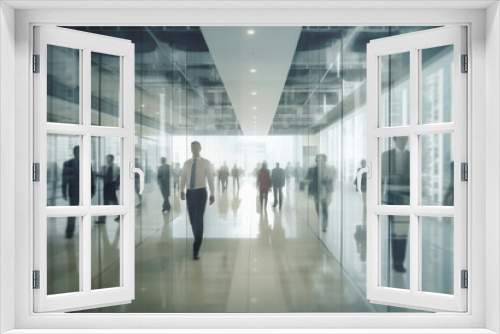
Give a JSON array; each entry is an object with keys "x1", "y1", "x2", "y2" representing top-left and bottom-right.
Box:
[
  {"x1": 160, "y1": 185, "x2": 171, "y2": 211},
  {"x1": 314, "y1": 195, "x2": 328, "y2": 231},
  {"x1": 66, "y1": 195, "x2": 79, "y2": 237},
  {"x1": 101, "y1": 182, "x2": 119, "y2": 221},
  {"x1": 186, "y1": 188, "x2": 207, "y2": 256},
  {"x1": 273, "y1": 186, "x2": 283, "y2": 207}
]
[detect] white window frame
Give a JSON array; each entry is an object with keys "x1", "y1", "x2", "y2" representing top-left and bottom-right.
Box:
[
  {"x1": 365, "y1": 26, "x2": 467, "y2": 312},
  {"x1": 1, "y1": 2, "x2": 498, "y2": 333},
  {"x1": 33, "y1": 26, "x2": 136, "y2": 313}
]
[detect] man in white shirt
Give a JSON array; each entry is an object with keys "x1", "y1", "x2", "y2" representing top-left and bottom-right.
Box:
[{"x1": 180, "y1": 141, "x2": 215, "y2": 260}]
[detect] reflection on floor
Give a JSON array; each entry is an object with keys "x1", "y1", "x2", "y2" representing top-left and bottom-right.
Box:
[{"x1": 47, "y1": 176, "x2": 419, "y2": 313}]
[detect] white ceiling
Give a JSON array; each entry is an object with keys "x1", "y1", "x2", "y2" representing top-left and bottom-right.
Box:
[{"x1": 201, "y1": 26, "x2": 301, "y2": 135}]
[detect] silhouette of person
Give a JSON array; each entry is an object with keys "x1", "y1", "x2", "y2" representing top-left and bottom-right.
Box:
[
  {"x1": 231, "y1": 163, "x2": 240, "y2": 190},
  {"x1": 173, "y1": 163, "x2": 181, "y2": 194},
  {"x1": 381, "y1": 136, "x2": 410, "y2": 273},
  {"x1": 180, "y1": 141, "x2": 215, "y2": 260},
  {"x1": 157, "y1": 157, "x2": 171, "y2": 213},
  {"x1": 307, "y1": 154, "x2": 333, "y2": 232},
  {"x1": 271, "y1": 163, "x2": 286, "y2": 209},
  {"x1": 135, "y1": 157, "x2": 142, "y2": 207},
  {"x1": 354, "y1": 159, "x2": 368, "y2": 224},
  {"x1": 62, "y1": 146, "x2": 95, "y2": 238},
  {"x1": 218, "y1": 162, "x2": 229, "y2": 192},
  {"x1": 98, "y1": 154, "x2": 120, "y2": 223},
  {"x1": 257, "y1": 161, "x2": 271, "y2": 211}
]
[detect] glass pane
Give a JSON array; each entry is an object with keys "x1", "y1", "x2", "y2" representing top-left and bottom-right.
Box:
[
  {"x1": 47, "y1": 134, "x2": 81, "y2": 206},
  {"x1": 380, "y1": 52, "x2": 410, "y2": 127},
  {"x1": 92, "y1": 137, "x2": 121, "y2": 206},
  {"x1": 421, "y1": 45, "x2": 454, "y2": 124},
  {"x1": 421, "y1": 133, "x2": 454, "y2": 206},
  {"x1": 381, "y1": 215, "x2": 410, "y2": 290},
  {"x1": 47, "y1": 217, "x2": 80, "y2": 295},
  {"x1": 91, "y1": 52, "x2": 121, "y2": 127},
  {"x1": 47, "y1": 45, "x2": 80, "y2": 124},
  {"x1": 421, "y1": 216, "x2": 454, "y2": 294},
  {"x1": 380, "y1": 136, "x2": 410, "y2": 205},
  {"x1": 92, "y1": 215, "x2": 121, "y2": 290}
]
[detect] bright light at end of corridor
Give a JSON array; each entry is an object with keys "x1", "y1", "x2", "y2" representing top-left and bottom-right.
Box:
[{"x1": 247, "y1": 29, "x2": 255, "y2": 35}]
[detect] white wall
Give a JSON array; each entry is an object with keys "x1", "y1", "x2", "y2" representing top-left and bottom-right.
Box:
[
  {"x1": 0, "y1": 2, "x2": 16, "y2": 333},
  {"x1": 485, "y1": 2, "x2": 500, "y2": 333}
]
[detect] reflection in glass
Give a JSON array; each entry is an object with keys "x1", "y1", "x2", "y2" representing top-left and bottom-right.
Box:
[
  {"x1": 91, "y1": 52, "x2": 121, "y2": 127},
  {"x1": 380, "y1": 136, "x2": 410, "y2": 206},
  {"x1": 421, "y1": 133, "x2": 454, "y2": 206},
  {"x1": 47, "y1": 45, "x2": 80, "y2": 124},
  {"x1": 421, "y1": 45, "x2": 454, "y2": 124},
  {"x1": 381, "y1": 215, "x2": 410, "y2": 290},
  {"x1": 91, "y1": 216, "x2": 121, "y2": 290},
  {"x1": 92, "y1": 137, "x2": 121, "y2": 209},
  {"x1": 380, "y1": 52, "x2": 410, "y2": 127},
  {"x1": 47, "y1": 134, "x2": 81, "y2": 206},
  {"x1": 47, "y1": 217, "x2": 80, "y2": 295},
  {"x1": 421, "y1": 216, "x2": 453, "y2": 295}
]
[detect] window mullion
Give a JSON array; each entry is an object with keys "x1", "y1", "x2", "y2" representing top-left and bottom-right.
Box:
[{"x1": 409, "y1": 47, "x2": 419, "y2": 295}]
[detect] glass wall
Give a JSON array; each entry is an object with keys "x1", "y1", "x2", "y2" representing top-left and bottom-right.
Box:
[{"x1": 47, "y1": 26, "x2": 454, "y2": 313}]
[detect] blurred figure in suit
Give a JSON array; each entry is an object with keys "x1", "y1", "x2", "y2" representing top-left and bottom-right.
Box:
[
  {"x1": 97, "y1": 154, "x2": 120, "y2": 223},
  {"x1": 157, "y1": 157, "x2": 171, "y2": 213},
  {"x1": 257, "y1": 161, "x2": 271, "y2": 211},
  {"x1": 62, "y1": 146, "x2": 95, "y2": 238},
  {"x1": 381, "y1": 136, "x2": 410, "y2": 273},
  {"x1": 307, "y1": 154, "x2": 334, "y2": 232},
  {"x1": 271, "y1": 163, "x2": 286, "y2": 209},
  {"x1": 231, "y1": 163, "x2": 240, "y2": 191}
]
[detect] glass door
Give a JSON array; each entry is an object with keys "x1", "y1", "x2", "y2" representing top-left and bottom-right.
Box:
[
  {"x1": 33, "y1": 26, "x2": 139, "y2": 312},
  {"x1": 365, "y1": 26, "x2": 467, "y2": 312}
]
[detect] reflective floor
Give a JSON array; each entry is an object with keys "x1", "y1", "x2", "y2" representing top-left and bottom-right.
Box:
[{"x1": 44, "y1": 176, "x2": 421, "y2": 313}]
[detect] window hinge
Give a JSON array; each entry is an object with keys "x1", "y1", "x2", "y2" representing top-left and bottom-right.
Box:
[
  {"x1": 461, "y1": 162, "x2": 468, "y2": 181},
  {"x1": 461, "y1": 54, "x2": 468, "y2": 73},
  {"x1": 33, "y1": 163, "x2": 40, "y2": 182},
  {"x1": 33, "y1": 54, "x2": 40, "y2": 73},
  {"x1": 33, "y1": 270, "x2": 40, "y2": 289},
  {"x1": 461, "y1": 270, "x2": 468, "y2": 289}
]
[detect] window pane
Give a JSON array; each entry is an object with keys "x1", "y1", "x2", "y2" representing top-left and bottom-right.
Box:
[
  {"x1": 47, "y1": 45, "x2": 80, "y2": 124},
  {"x1": 381, "y1": 215, "x2": 410, "y2": 290},
  {"x1": 421, "y1": 45, "x2": 454, "y2": 124},
  {"x1": 47, "y1": 134, "x2": 81, "y2": 206},
  {"x1": 380, "y1": 136, "x2": 410, "y2": 205},
  {"x1": 91, "y1": 52, "x2": 121, "y2": 127},
  {"x1": 421, "y1": 133, "x2": 454, "y2": 206},
  {"x1": 92, "y1": 137, "x2": 121, "y2": 206},
  {"x1": 421, "y1": 216, "x2": 453, "y2": 294},
  {"x1": 92, "y1": 216, "x2": 121, "y2": 290},
  {"x1": 47, "y1": 217, "x2": 80, "y2": 295},
  {"x1": 380, "y1": 52, "x2": 410, "y2": 127}
]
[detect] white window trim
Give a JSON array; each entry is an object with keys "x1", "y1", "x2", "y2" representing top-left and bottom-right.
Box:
[{"x1": 0, "y1": 1, "x2": 498, "y2": 333}]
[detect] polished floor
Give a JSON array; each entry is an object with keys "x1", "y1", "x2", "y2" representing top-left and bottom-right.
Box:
[{"x1": 47, "y1": 176, "x2": 418, "y2": 313}]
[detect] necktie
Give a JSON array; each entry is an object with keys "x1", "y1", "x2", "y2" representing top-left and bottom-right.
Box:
[{"x1": 190, "y1": 158, "x2": 197, "y2": 189}]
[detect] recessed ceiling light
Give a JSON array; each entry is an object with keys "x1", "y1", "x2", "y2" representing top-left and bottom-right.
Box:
[
  {"x1": 252, "y1": 107, "x2": 257, "y2": 110},
  {"x1": 251, "y1": 92, "x2": 257, "y2": 95},
  {"x1": 250, "y1": 69, "x2": 257, "y2": 73},
  {"x1": 247, "y1": 29, "x2": 255, "y2": 35}
]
